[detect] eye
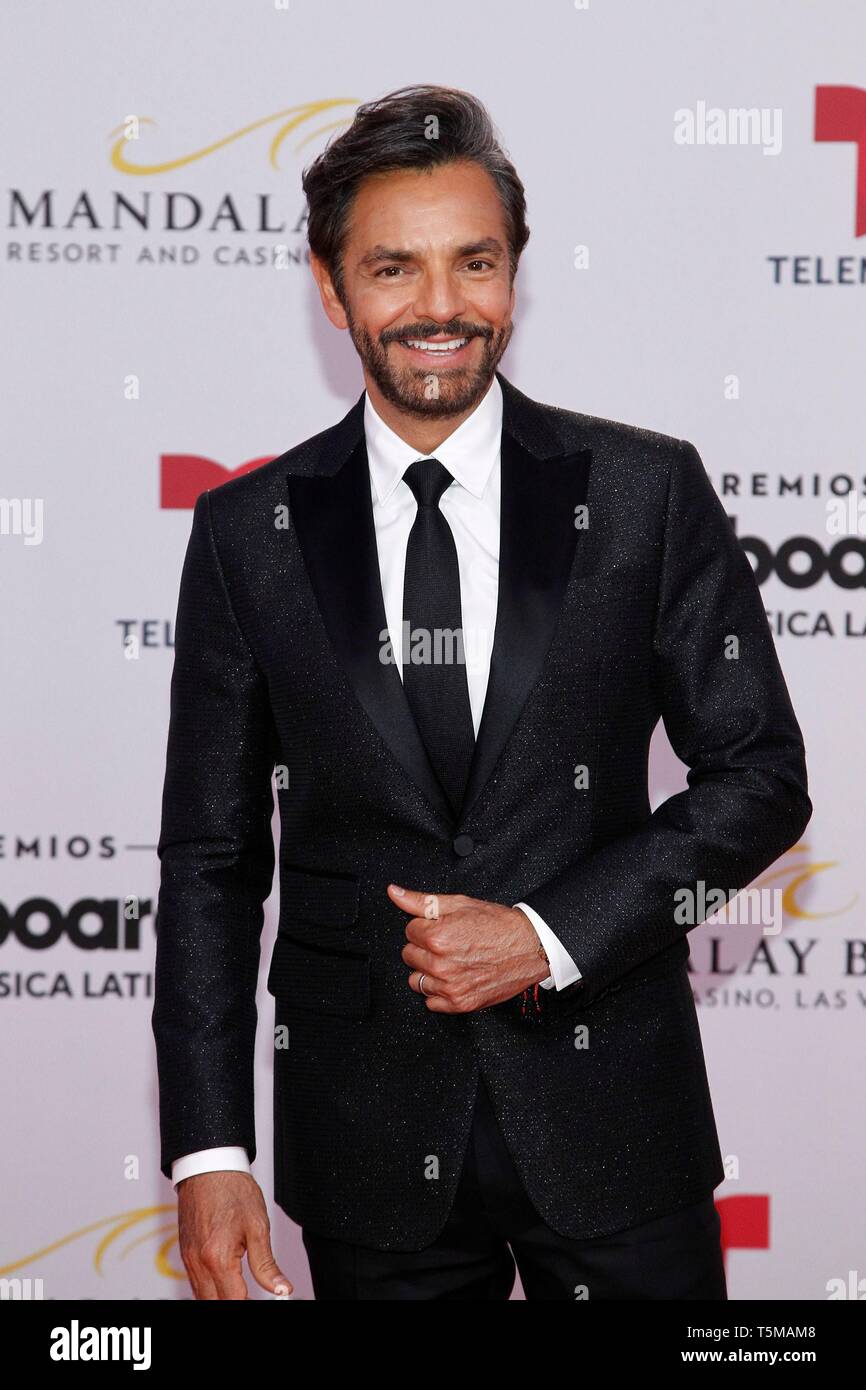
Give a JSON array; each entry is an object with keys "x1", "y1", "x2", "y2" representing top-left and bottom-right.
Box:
[
  {"x1": 465, "y1": 260, "x2": 494, "y2": 271},
  {"x1": 376, "y1": 265, "x2": 405, "y2": 278}
]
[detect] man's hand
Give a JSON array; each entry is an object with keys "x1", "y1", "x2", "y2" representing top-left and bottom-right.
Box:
[
  {"x1": 177, "y1": 1170, "x2": 293, "y2": 1300},
  {"x1": 388, "y1": 884, "x2": 549, "y2": 1012}
]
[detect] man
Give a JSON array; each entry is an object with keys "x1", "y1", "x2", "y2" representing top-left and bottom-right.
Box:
[{"x1": 152, "y1": 84, "x2": 810, "y2": 1300}]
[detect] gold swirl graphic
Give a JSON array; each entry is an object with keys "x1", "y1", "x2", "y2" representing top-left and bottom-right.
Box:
[
  {"x1": 109, "y1": 99, "x2": 359, "y2": 175},
  {"x1": 0, "y1": 1206, "x2": 184, "y2": 1281},
  {"x1": 755, "y1": 843, "x2": 857, "y2": 919}
]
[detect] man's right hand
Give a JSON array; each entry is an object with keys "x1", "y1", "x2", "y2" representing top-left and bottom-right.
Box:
[{"x1": 177, "y1": 1170, "x2": 293, "y2": 1300}]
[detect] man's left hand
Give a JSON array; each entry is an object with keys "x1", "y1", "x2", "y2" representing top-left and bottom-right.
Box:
[{"x1": 387, "y1": 884, "x2": 549, "y2": 1012}]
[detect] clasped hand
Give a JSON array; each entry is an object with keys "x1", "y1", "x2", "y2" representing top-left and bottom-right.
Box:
[{"x1": 387, "y1": 884, "x2": 548, "y2": 1012}]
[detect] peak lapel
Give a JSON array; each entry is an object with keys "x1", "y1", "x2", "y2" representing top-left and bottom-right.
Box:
[{"x1": 287, "y1": 432, "x2": 454, "y2": 825}]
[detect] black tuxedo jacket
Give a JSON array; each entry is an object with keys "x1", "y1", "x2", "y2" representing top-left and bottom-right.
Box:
[{"x1": 153, "y1": 371, "x2": 810, "y2": 1250}]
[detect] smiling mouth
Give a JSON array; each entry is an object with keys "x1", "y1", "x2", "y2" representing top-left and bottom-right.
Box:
[{"x1": 395, "y1": 335, "x2": 475, "y2": 360}]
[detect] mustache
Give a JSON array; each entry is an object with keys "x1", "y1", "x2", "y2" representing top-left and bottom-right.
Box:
[{"x1": 381, "y1": 324, "x2": 494, "y2": 344}]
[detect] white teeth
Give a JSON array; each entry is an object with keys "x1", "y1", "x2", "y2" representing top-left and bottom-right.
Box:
[{"x1": 403, "y1": 337, "x2": 468, "y2": 352}]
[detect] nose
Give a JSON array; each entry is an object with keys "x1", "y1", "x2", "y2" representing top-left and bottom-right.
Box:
[{"x1": 411, "y1": 267, "x2": 468, "y2": 327}]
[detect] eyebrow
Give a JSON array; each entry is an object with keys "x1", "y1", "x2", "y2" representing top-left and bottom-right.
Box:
[{"x1": 357, "y1": 237, "x2": 506, "y2": 270}]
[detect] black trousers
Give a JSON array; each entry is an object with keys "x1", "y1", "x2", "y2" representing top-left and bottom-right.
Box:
[{"x1": 301, "y1": 1074, "x2": 728, "y2": 1300}]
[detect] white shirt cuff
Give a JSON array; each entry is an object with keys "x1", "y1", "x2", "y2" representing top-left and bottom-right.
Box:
[
  {"x1": 171, "y1": 1146, "x2": 251, "y2": 1188},
  {"x1": 513, "y1": 901, "x2": 582, "y2": 991}
]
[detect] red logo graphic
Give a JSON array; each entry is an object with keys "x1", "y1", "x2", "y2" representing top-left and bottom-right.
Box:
[
  {"x1": 717, "y1": 1194, "x2": 770, "y2": 1268},
  {"x1": 160, "y1": 455, "x2": 276, "y2": 509},
  {"x1": 815, "y1": 85, "x2": 866, "y2": 236}
]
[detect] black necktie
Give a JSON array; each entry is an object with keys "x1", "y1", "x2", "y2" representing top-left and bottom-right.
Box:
[{"x1": 401, "y1": 458, "x2": 476, "y2": 818}]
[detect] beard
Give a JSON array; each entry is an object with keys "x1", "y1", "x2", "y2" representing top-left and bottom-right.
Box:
[{"x1": 344, "y1": 305, "x2": 513, "y2": 419}]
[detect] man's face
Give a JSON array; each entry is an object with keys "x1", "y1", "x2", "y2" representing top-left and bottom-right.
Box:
[{"x1": 317, "y1": 160, "x2": 516, "y2": 419}]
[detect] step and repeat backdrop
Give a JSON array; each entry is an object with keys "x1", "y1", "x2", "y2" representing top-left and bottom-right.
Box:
[{"x1": 1, "y1": 1, "x2": 864, "y2": 1300}]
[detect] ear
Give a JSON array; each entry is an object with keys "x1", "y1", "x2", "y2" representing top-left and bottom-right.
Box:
[{"x1": 310, "y1": 253, "x2": 348, "y2": 330}]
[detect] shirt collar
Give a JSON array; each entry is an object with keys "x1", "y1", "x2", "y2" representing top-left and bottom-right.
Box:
[{"x1": 364, "y1": 374, "x2": 503, "y2": 505}]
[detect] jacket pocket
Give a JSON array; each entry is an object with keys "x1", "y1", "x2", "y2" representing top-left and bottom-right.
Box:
[{"x1": 266, "y1": 933, "x2": 371, "y2": 1017}]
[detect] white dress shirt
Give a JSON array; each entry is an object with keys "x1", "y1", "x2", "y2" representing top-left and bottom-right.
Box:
[{"x1": 171, "y1": 375, "x2": 581, "y2": 1187}]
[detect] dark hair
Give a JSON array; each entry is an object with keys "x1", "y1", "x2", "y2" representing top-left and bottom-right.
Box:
[{"x1": 301, "y1": 84, "x2": 530, "y2": 304}]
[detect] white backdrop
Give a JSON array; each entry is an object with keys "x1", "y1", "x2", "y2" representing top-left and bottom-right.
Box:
[{"x1": 1, "y1": 0, "x2": 864, "y2": 1301}]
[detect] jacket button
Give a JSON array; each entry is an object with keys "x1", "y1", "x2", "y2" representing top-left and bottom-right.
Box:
[{"x1": 452, "y1": 833, "x2": 475, "y2": 857}]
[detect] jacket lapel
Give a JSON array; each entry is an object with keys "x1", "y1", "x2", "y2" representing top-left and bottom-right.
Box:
[
  {"x1": 286, "y1": 373, "x2": 591, "y2": 827},
  {"x1": 458, "y1": 424, "x2": 591, "y2": 821},
  {"x1": 288, "y1": 430, "x2": 454, "y2": 824}
]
